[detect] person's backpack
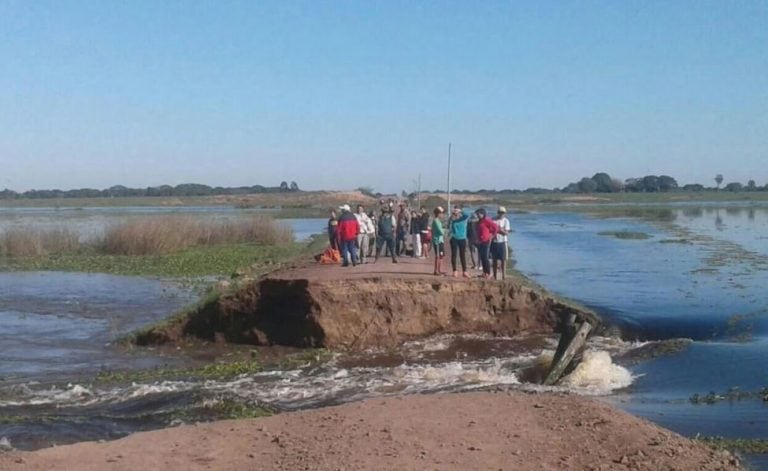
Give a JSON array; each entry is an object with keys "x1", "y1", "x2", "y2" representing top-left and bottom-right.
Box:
[{"x1": 379, "y1": 214, "x2": 394, "y2": 236}]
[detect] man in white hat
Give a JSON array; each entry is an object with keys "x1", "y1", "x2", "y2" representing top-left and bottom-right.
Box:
[
  {"x1": 491, "y1": 206, "x2": 511, "y2": 280},
  {"x1": 336, "y1": 204, "x2": 360, "y2": 267}
]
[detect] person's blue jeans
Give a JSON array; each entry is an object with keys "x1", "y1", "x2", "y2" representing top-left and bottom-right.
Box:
[{"x1": 341, "y1": 239, "x2": 358, "y2": 266}]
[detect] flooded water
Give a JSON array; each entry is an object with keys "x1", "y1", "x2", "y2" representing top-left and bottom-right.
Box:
[
  {"x1": 510, "y1": 205, "x2": 768, "y2": 468},
  {"x1": 1, "y1": 206, "x2": 767, "y2": 467},
  {"x1": 0, "y1": 272, "x2": 199, "y2": 382}
]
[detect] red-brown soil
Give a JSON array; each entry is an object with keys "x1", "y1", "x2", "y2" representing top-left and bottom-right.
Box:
[
  {"x1": 0, "y1": 391, "x2": 741, "y2": 470},
  {"x1": 137, "y1": 257, "x2": 597, "y2": 350}
]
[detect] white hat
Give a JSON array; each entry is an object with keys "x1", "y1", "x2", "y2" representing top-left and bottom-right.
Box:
[
  {"x1": 339, "y1": 204, "x2": 351, "y2": 212},
  {"x1": 498, "y1": 206, "x2": 507, "y2": 213}
]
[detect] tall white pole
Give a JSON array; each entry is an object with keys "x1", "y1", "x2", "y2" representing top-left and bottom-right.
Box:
[
  {"x1": 417, "y1": 173, "x2": 422, "y2": 209},
  {"x1": 446, "y1": 143, "x2": 452, "y2": 211}
]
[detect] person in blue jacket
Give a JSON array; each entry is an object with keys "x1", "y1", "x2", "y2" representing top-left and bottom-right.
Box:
[{"x1": 448, "y1": 205, "x2": 471, "y2": 278}]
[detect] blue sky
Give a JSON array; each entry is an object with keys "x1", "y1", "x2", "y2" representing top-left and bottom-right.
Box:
[{"x1": 1, "y1": 0, "x2": 766, "y2": 193}]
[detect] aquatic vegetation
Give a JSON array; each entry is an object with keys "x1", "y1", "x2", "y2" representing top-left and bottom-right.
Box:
[
  {"x1": 689, "y1": 387, "x2": 768, "y2": 405},
  {"x1": 201, "y1": 399, "x2": 273, "y2": 420},
  {"x1": 597, "y1": 230, "x2": 652, "y2": 240},
  {"x1": 696, "y1": 436, "x2": 768, "y2": 454},
  {"x1": 658, "y1": 238, "x2": 692, "y2": 244},
  {"x1": 95, "y1": 358, "x2": 264, "y2": 384},
  {"x1": 0, "y1": 243, "x2": 306, "y2": 277}
]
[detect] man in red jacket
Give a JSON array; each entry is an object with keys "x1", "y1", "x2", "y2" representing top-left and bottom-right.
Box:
[
  {"x1": 474, "y1": 208, "x2": 498, "y2": 279},
  {"x1": 336, "y1": 204, "x2": 360, "y2": 267}
]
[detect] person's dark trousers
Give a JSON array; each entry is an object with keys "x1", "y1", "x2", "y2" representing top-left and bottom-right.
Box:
[
  {"x1": 396, "y1": 229, "x2": 407, "y2": 256},
  {"x1": 375, "y1": 236, "x2": 397, "y2": 262},
  {"x1": 477, "y1": 242, "x2": 491, "y2": 275},
  {"x1": 341, "y1": 239, "x2": 358, "y2": 267},
  {"x1": 450, "y1": 238, "x2": 467, "y2": 272}
]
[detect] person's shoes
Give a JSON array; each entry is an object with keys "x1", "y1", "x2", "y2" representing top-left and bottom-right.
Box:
[
  {"x1": 462, "y1": 272, "x2": 470, "y2": 278},
  {"x1": 342, "y1": 263, "x2": 349, "y2": 267},
  {"x1": 392, "y1": 259, "x2": 398, "y2": 263},
  {"x1": 452, "y1": 271, "x2": 458, "y2": 277}
]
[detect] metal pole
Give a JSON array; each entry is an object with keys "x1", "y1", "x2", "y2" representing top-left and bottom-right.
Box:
[
  {"x1": 446, "y1": 143, "x2": 452, "y2": 211},
  {"x1": 417, "y1": 173, "x2": 422, "y2": 209}
]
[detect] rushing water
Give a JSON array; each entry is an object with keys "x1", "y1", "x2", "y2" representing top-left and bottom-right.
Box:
[
  {"x1": 1, "y1": 207, "x2": 767, "y2": 467},
  {"x1": 510, "y1": 206, "x2": 768, "y2": 468}
]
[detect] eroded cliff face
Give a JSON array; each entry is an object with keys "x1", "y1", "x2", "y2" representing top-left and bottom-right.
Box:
[{"x1": 135, "y1": 274, "x2": 597, "y2": 350}]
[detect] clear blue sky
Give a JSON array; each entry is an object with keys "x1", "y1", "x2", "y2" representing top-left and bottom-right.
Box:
[{"x1": 1, "y1": 0, "x2": 766, "y2": 193}]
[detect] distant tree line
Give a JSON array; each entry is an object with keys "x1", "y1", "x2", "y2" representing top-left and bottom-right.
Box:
[
  {"x1": 0, "y1": 181, "x2": 301, "y2": 200},
  {"x1": 422, "y1": 172, "x2": 767, "y2": 195},
  {"x1": 559, "y1": 173, "x2": 767, "y2": 194}
]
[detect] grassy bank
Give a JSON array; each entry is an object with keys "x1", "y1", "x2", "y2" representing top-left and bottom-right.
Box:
[
  {"x1": 0, "y1": 215, "x2": 313, "y2": 277},
  {"x1": 0, "y1": 243, "x2": 306, "y2": 277}
]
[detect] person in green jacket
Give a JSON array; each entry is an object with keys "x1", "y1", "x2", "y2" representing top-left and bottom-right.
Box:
[{"x1": 431, "y1": 206, "x2": 446, "y2": 275}]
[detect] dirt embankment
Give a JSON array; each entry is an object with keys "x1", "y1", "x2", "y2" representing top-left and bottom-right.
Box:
[
  {"x1": 136, "y1": 258, "x2": 595, "y2": 349},
  {"x1": 0, "y1": 391, "x2": 741, "y2": 471}
]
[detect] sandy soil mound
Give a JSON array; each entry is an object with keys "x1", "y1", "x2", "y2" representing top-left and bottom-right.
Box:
[{"x1": 0, "y1": 391, "x2": 741, "y2": 470}]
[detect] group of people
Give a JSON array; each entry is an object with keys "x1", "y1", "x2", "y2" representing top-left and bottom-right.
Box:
[{"x1": 326, "y1": 199, "x2": 512, "y2": 280}]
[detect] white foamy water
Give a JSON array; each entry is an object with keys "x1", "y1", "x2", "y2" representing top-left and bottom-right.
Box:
[
  {"x1": 0, "y1": 337, "x2": 638, "y2": 413},
  {"x1": 561, "y1": 351, "x2": 634, "y2": 394}
]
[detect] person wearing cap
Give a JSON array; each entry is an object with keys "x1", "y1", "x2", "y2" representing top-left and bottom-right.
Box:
[
  {"x1": 491, "y1": 206, "x2": 512, "y2": 280},
  {"x1": 336, "y1": 204, "x2": 360, "y2": 267},
  {"x1": 448, "y1": 205, "x2": 470, "y2": 278},
  {"x1": 374, "y1": 206, "x2": 398, "y2": 264},
  {"x1": 474, "y1": 208, "x2": 498, "y2": 279},
  {"x1": 396, "y1": 201, "x2": 412, "y2": 256},
  {"x1": 431, "y1": 206, "x2": 446, "y2": 275},
  {"x1": 355, "y1": 204, "x2": 373, "y2": 264}
]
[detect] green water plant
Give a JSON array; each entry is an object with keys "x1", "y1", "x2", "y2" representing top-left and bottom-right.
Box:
[
  {"x1": 696, "y1": 436, "x2": 768, "y2": 454},
  {"x1": 597, "y1": 230, "x2": 652, "y2": 240}
]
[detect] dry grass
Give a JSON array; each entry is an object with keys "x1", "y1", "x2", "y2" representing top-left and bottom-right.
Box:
[
  {"x1": 0, "y1": 227, "x2": 81, "y2": 257},
  {"x1": 98, "y1": 216, "x2": 293, "y2": 255},
  {"x1": 0, "y1": 216, "x2": 293, "y2": 257}
]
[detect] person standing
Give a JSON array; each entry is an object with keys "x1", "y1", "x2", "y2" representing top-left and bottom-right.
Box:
[
  {"x1": 374, "y1": 206, "x2": 398, "y2": 264},
  {"x1": 396, "y1": 202, "x2": 411, "y2": 256},
  {"x1": 491, "y1": 206, "x2": 511, "y2": 280},
  {"x1": 474, "y1": 208, "x2": 498, "y2": 279},
  {"x1": 327, "y1": 209, "x2": 339, "y2": 251},
  {"x1": 336, "y1": 204, "x2": 360, "y2": 267},
  {"x1": 410, "y1": 210, "x2": 422, "y2": 257},
  {"x1": 467, "y1": 213, "x2": 479, "y2": 270},
  {"x1": 355, "y1": 205, "x2": 373, "y2": 264},
  {"x1": 418, "y1": 207, "x2": 431, "y2": 258},
  {"x1": 448, "y1": 205, "x2": 470, "y2": 278},
  {"x1": 431, "y1": 207, "x2": 446, "y2": 275},
  {"x1": 366, "y1": 210, "x2": 377, "y2": 258}
]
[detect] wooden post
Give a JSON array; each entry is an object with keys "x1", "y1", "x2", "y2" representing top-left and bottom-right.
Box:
[{"x1": 544, "y1": 321, "x2": 593, "y2": 386}]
